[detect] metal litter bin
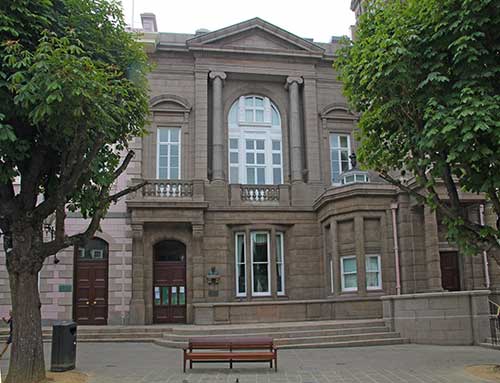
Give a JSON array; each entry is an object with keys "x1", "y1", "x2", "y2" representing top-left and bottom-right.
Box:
[{"x1": 50, "y1": 321, "x2": 77, "y2": 372}]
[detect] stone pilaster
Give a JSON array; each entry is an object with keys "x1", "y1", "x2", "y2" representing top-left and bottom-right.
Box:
[
  {"x1": 209, "y1": 71, "x2": 227, "y2": 182},
  {"x1": 424, "y1": 206, "x2": 443, "y2": 291},
  {"x1": 330, "y1": 220, "x2": 340, "y2": 295},
  {"x1": 194, "y1": 71, "x2": 209, "y2": 180},
  {"x1": 303, "y1": 78, "x2": 321, "y2": 184},
  {"x1": 129, "y1": 224, "x2": 145, "y2": 324},
  {"x1": 285, "y1": 76, "x2": 304, "y2": 183},
  {"x1": 355, "y1": 216, "x2": 367, "y2": 295}
]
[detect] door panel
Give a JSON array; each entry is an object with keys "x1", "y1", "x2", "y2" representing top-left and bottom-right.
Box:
[
  {"x1": 153, "y1": 241, "x2": 187, "y2": 323},
  {"x1": 74, "y1": 239, "x2": 109, "y2": 325},
  {"x1": 440, "y1": 251, "x2": 461, "y2": 291}
]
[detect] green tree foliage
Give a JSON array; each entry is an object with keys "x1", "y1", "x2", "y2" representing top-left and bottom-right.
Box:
[
  {"x1": 335, "y1": 0, "x2": 500, "y2": 255},
  {"x1": 0, "y1": 1, "x2": 149, "y2": 382}
]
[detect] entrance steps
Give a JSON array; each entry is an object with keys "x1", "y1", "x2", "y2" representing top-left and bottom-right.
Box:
[
  {"x1": 0, "y1": 319, "x2": 408, "y2": 348},
  {"x1": 155, "y1": 319, "x2": 408, "y2": 349}
]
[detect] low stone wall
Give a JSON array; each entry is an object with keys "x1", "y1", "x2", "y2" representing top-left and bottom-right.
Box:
[
  {"x1": 382, "y1": 290, "x2": 490, "y2": 345},
  {"x1": 193, "y1": 296, "x2": 382, "y2": 325}
]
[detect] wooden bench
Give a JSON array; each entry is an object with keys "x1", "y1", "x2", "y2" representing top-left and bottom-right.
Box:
[{"x1": 183, "y1": 336, "x2": 277, "y2": 372}]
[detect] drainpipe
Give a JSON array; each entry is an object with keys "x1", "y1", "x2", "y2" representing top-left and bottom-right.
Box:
[
  {"x1": 391, "y1": 202, "x2": 401, "y2": 295},
  {"x1": 479, "y1": 204, "x2": 490, "y2": 289}
]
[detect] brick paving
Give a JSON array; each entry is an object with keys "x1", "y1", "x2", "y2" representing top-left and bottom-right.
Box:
[{"x1": 1, "y1": 343, "x2": 499, "y2": 382}]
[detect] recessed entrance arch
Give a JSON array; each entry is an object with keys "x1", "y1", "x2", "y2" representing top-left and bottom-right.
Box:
[
  {"x1": 153, "y1": 240, "x2": 187, "y2": 323},
  {"x1": 73, "y1": 238, "x2": 109, "y2": 325}
]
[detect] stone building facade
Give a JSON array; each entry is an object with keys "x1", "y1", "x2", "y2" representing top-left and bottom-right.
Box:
[{"x1": 0, "y1": 16, "x2": 499, "y2": 325}]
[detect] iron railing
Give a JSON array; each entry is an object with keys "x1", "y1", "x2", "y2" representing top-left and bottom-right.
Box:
[{"x1": 488, "y1": 299, "x2": 500, "y2": 345}]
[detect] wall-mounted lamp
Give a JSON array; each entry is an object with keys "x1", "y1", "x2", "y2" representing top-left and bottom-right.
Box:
[{"x1": 206, "y1": 267, "x2": 220, "y2": 285}]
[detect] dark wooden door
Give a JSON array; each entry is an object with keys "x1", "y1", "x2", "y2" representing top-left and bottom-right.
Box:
[
  {"x1": 74, "y1": 239, "x2": 109, "y2": 325},
  {"x1": 440, "y1": 251, "x2": 461, "y2": 291},
  {"x1": 153, "y1": 241, "x2": 186, "y2": 323}
]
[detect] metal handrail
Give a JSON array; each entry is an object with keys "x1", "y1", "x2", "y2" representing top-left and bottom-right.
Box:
[{"x1": 488, "y1": 299, "x2": 500, "y2": 317}]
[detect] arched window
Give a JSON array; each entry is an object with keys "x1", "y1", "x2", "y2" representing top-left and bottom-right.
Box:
[
  {"x1": 78, "y1": 238, "x2": 108, "y2": 260},
  {"x1": 228, "y1": 95, "x2": 282, "y2": 185},
  {"x1": 154, "y1": 240, "x2": 186, "y2": 262}
]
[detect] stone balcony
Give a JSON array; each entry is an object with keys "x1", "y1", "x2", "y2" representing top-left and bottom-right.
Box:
[{"x1": 229, "y1": 184, "x2": 291, "y2": 207}]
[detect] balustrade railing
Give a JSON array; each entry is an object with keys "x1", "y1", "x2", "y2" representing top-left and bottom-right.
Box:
[
  {"x1": 240, "y1": 185, "x2": 280, "y2": 202},
  {"x1": 141, "y1": 180, "x2": 193, "y2": 198}
]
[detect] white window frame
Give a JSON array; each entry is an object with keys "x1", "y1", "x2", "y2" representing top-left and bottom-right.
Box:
[
  {"x1": 330, "y1": 133, "x2": 351, "y2": 185},
  {"x1": 330, "y1": 256, "x2": 334, "y2": 294},
  {"x1": 276, "y1": 232, "x2": 285, "y2": 296},
  {"x1": 341, "y1": 256, "x2": 358, "y2": 292},
  {"x1": 251, "y1": 231, "x2": 271, "y2": 296},
  {"x1": 366, "y1": 254, "x2": 382, "y2": 290},
  {"x1": 156, "y1": 127, "x2": 181, "y2": 179},
  {"x1": 228, "y1": 96, "x2": 282, "y2": 185},
  {"x1": 235, "y1": 232, "x2": 247, "y2": 297}
]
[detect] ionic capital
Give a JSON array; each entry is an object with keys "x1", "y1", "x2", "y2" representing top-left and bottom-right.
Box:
[
  {"x1": 285, "y1": 76, "x2": 303, "y2": 89},
  {"x1": 209, "y1": 71, "x2": 227, "y2": 81}
]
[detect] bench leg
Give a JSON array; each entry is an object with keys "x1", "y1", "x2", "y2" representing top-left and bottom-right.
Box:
[
  {"x1": 275, "y1": 350, "x2": 278, "y2": 372},
  {"x1": 190, "y1": 360, "x2": 193, "y2": 370},
  {"x1": 230, "y1": 359, "x2": 233, "y2": 369},
  {"x1": 270, "y1": 360, "x2": 273, "y2": 368}
]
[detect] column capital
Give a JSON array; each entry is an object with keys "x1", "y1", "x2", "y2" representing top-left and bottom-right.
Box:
[
  {"x1": 209, "y1": 71, "x2": 227, "y2": 81},
  {"x1": 192, "y1": 224, "x2": 204, "y2": 239},
  {"x1": 285, "y1": 76, "x2": 303, "y2": 89},
  {"x1": 131, "y1": 224, "x2": 143, "y2": 239}
]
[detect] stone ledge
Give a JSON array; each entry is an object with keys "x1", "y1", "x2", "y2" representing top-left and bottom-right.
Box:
[{"x1": 381, "y1": 290, "x2": 491, "y2": 301}]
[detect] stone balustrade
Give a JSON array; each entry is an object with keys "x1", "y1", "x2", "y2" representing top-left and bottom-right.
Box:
[
  {"x1": 240, "y1": 185, "x2": 280, "y2": 202},
  {"x1": 141, "y1": 179, "x2": 193, "y2": 198}
]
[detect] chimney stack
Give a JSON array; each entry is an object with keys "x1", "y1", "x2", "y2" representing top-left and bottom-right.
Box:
[{"x1": 140, "y1": 13, "x2": 157, "y2": 32}]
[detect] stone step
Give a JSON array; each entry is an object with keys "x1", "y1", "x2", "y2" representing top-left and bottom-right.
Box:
[
  {"x1": 164, "y1": 326, "x2": 389, "y2": 342},
  {"x1": 167, "y1": 319, "x2": 386, "y2": 336},
  {"x1": 274, "y1": 332, "x2": 401, "y2": 346},
  {"x1": 277, "y1": 337, "x2": 409, "y2": 349},
  {"x1": 154, "y1": 336, "x2": 408, "y2": 349}
]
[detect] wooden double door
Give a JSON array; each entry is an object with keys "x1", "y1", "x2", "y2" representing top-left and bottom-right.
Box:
[
  {"x1": 440, "y1": 251, "x2": 461, "y2": 291},
  {"x1": 74, "y1": 238, "x2": 109, "y2": 325},
  {"x1": 153, "y1": 240, "x2": 187, "y2": 323}
]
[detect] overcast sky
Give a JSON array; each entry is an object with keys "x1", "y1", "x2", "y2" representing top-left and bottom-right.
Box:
[{"x1": 121, "y1": 0, "x2": 355, "y2": 43}]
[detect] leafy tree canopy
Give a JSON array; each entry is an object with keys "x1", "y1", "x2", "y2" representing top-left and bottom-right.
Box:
[
  {"x1": 0, "y1": 1, "x2": 149, "y2": 382},
  {"x1": 335, "y1": 0, "x2": 500, "y2": 255}
]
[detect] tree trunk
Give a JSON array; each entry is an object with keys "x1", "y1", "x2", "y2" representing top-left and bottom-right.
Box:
[{"x1": 5, "y1": 227, "x2": 46, "y2": 383}]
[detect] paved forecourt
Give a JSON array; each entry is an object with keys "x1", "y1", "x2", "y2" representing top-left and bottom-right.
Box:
[{"x1": 0, "y1": 343, "x2": 498, "y2": 382}]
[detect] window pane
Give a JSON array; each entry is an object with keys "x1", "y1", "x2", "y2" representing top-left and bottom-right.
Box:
[
  {"x1": 277, "y1": 267, "x2": 282, "y2": 292},
  {"x1": 159, "y1": 145, "x2": 168, "y2": 155},
  {"x1": 246, "y1": 140, "x2": 254, "y2": 150},
  {"x1": 276, "y1": 234, "x2": 283, "y2": 263},
  {"x1": 170, "y1": 156, "x2": 179, "y2": 167},
  {"x1": 356, "y1": 174, "x2": 367, "y2": 182},
  {"x1": 230, "y1": 138, "x2": 238, "y2": 149},
  {"x1": 272, "y1": 153, "x2": 281, "y2": 165},
  {"x1": 344, "y1": 274, "x2": 357, "y2": 289},
  {"x1": 366, "y1": 256, "x2": 379, "y2": 272},
  {"x1": 170, "y1": 168, "x2": 179, "y2": 179},
  {"x1": 237, "y1": 234, "x2": 245, "y2": 263},
  {"x1": 171, "y1": 286, "x2": 178, "y2": 305},
  {"x1": 367, "y1": 272, "x2": 379, "y2": 288},
  {"x1": 272, "y1": 108, "x2": 279, "y2": 125},
  {"x1": 159, "y1": 128, "x2": 169, "y2": 142},
  {"x1": 230, "y1": 152, "x2": 239, "y2": 164},
  {"x1": 253, "y1": 264, "x2": 269, "y2": 293},
  {"x1": 253, "y1": 233, "x2": 268, "y2": 262},
  {"x1": 170, "y1": 145, "x2": 179, "y2": 156},
  {"x1": 255, "y1": 110, "x2": 264, "y2": 122},
  {"x1": 256, "y1": 140, "x2": 265, "y2": 150},
  {"x1": 340, "y1": 135, "x2": 348, "y2": 148},
  {"x1": 158, "y1": 168, "x2": 168, "y2": 179},
  {"x1": 161, "y1": 287, "x2": 169, "y2": 305},
  {"x1": 330, "y1": 134, "x2": 339, "y2": 148},
  {"x1": 343, "y1": 258, "x2": 357, "y2": 273},
  {"x1": 229, "y1": 106, "x2": 238, "y2": 124},
  {"x1": 238, "y1": 265, "x2": 246, "y2": 293},
  {"x1": 154, "y1": 287, "x2": 161, "y2": 305},
  {"x1": 257, "y1": 168, "x2": 265, "y2": 184},
  {"x1": 245, "y1": 110, "x2": 253, "y2": 122},
  {"x1": 170, "y1": 129, "x2": 179, "y2": 142},
  {"x1": 159, "y1": 156, "x2": 168, "y2": 167},
  {"x1": 255, "y1": 97, "x2": 264, "y2": 107},
  {"x1": 230, "y1": 167, "x2": 239, "y2": 183},
  {"x1": 272, "y1": 140, "x2": 281, "y2": 151},
  {"x1": 245, "y1": 97, "x2": 253, "y2": 107},
  {"x1": 179, "y1": 286, "x2": 186, "y2": 305},
  {"x1": 273, "y1": 168, "x2": 282, "y2": 184},
  {"x1": 246, "y1": 153, "x2": 255, "y2": 164},
  {"x1": 256, "y1": 153, "x2": 265, "y2": 164},
  {"x1": 247, "y1": 168, "x2": 255, "y2": 184}
]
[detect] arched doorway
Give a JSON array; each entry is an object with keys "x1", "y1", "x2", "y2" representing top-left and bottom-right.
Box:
[
  {"x1": 153, "y1": 240, "x2": 186, "y2": 323},
  {"x1": 73, "y1": 238, "x2": 109, "y2": 325}
]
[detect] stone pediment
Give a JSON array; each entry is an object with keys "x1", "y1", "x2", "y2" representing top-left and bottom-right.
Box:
[{"x1": 187, "y1": 18, "x2": 324, "y2": 56}]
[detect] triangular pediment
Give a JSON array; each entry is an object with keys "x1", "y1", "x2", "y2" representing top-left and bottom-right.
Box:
[{"x1": 187, "y1": 18, "x2": 324, "y2": 56}]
